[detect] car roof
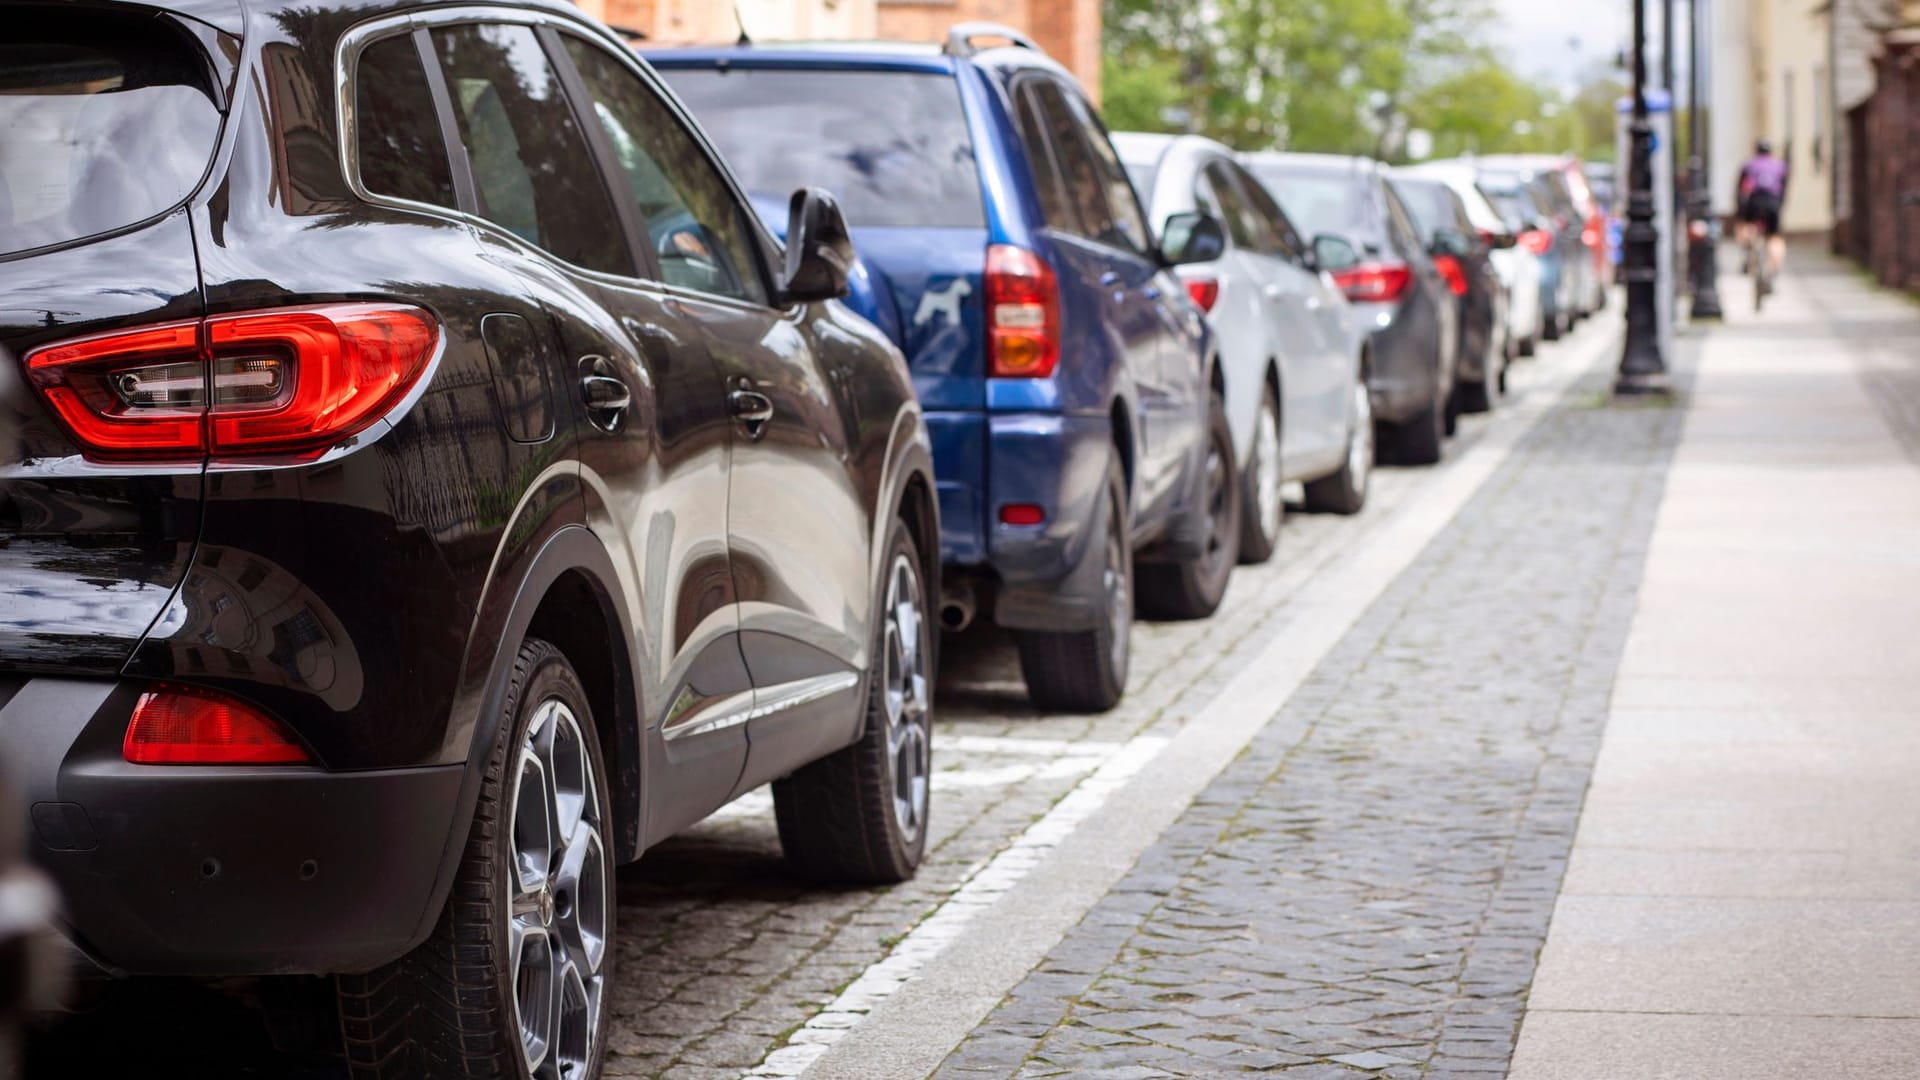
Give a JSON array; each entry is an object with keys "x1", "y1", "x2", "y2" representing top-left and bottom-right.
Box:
[
  {"x1": 643, "y1": 37, "x2": 1074, "y2": 82},
  {"x1": 134, "y1": 0, "x2": 595, "y2": 36},
  {"x1": 1242, "y1": 150, "x2": 1380, "y2": 176}
]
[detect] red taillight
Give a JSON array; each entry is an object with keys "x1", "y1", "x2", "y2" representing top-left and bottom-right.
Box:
[
  {"x1": 1433, "y1": 255, "x2": 1470, "y2": 297},
  {"x1": 1581, "y1": 227, "x2": 1602, "y2": 248},
  {"x1": 985, "y1": 244, "x2": 1060, "y2": 379},
  {"x1": 1518, "y1": 229, "x2": 1553, "y2": 256},
  {"x1": 23, "y1": 303, "x2": 439, "y2": 464},
  {"x1": 1331, "y1": 262, "x2": 1413, "y2": 303},
  {"x1": 1185, "y1": 278, "x2": 1221, "y2": 313},
  {"x1": 124, "y1": 684, "x2": 311, "y2": 765},
  {"x1": 999, "y1": 503, "x2": 1045, "y2": 526}
]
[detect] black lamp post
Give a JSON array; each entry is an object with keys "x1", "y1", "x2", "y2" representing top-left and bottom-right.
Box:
[
  {"x1": 1686, "y1": 0, "x2": 1724, "y2": 318},
  {"x1": 1618, "y1": 0, "x2": 1670, "y2": 394}
]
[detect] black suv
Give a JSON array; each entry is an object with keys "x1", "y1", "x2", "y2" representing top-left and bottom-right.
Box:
[{"x1": 0, "y1": 2, "x2": 937, "y2": 1076}]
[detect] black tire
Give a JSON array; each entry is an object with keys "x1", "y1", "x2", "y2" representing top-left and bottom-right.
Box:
[
  {"x1": 1137, "y1": 392, "x2": 1240, "y2": 620},
  {"x1": 1236, "y1": 381, "x2": 1283, "y2": 565},
  {"x1": 1016, "y1": 457, "x2": 1131, "y2": 713},
  {"x1": 1542, "y1": 312, "x2": 1563, "y2": 341},
  {"x1": 1518, "y1": 333, "x2": 1537, "y2": 358},
  {"x1": 339, "y1": 639, "x2": 615, "y2": 1080},
  {"x1": 1455, "y1": 361, "x2": 1499, "y2": 415},
  {"x1": 774, "y1": 518, "x2": 932, "y2": 885},
  {"x1": 1385, "y1": 391, "x2": 1445, "y2": 466},
  {"x1": 1303, "y1": 374, "x2": 1372, "y2": 515}
]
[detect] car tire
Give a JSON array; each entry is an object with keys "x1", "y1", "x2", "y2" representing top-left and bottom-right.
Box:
[
  {"x1": 1542, "y1": 313, "x2": 1562, "y2": 341},
  {"x1": 1016, "y1": 457, "x2": 1131, "y2": 713},
  {"x1": 1518, "y1": 333, "x2": 1537, "y2": 358},
  {"x1": 1455, "y1": 355, "x2": 1500, "y2": 414},
  {"x1": 338, "y1": 639, "x2": 615, "y2": 1080},
  {"x1": 773, "y1": 517, "x2": 932, "y2": 885},
  {"x1": 1236, "y1": 382, "x2": 1283, "y2": 565},
  {"x1": 1137, "y1": 392, "x2": 1240, "y2": 621},
  {"x1": 1303, "y1": 375, "x2": 1372, "y2": 515},
  {"x1": 1386, "y1": 390, "x2": 1446, "y2": 466}
]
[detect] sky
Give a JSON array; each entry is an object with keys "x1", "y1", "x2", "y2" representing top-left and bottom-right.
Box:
[{"x1": 1492, "y1": 0, "x2": 1633, "y2": 92}]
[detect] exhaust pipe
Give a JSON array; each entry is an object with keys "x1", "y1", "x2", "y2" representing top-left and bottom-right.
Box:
[{"x1": 939, "y1": 582, "x2": 975, "y2": 633}]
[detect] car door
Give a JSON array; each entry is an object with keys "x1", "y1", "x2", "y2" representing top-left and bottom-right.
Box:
[
  {"x1": 1229, "y1": 164, "x2": 1352, "y2": 460},
  {"x1": 554, "y1": 32, "x2": 868, "y2": 798},
  {"x1": 1020, "y1": 78, "x2": 1193, "y2": 522},
  {"x1": 1201, "y1": 160, "x2": 1318, "y2": 465},
  {"x1": 426, "y1": 19, "x2": 751, "y2": 837}
]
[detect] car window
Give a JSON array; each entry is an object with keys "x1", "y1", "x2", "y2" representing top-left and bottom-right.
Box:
[
  {"x1": 1026, "y1": 80, "x2": 1119, "y2": 245},
  {"x1": 562, "y1": 36, "x2": 763, "y2": 303},
  {"x1": 1060, "y1": 89, "x2": 1152, "y2": 253},
  {"x1": 1, "y1": 6, "x2": 222, "y2": 256},
  {"x1": 1225, "y1": 162, "x2": 1303, "y2": 263},
  {"x1": 1380, "y1": 182, "x2": 1424, "y2": 256},
  {"x1": 658, "y1": 67, "x2": 982, "y2": 231},
  {"x1": 355, "y1": 33, "x2": 457, "y2": 211},
  {"x1": 1200, "y1": 162, "x2": 1261, "y2": 251},
  {"x1": 430, "y1": 23, "x2": 630, "y2": 276},
  {"x1": 1013, "y1": 81, "x2": 1079, "y2": 232},
  {"x1": 1393, "y1": 179, "x2": 1455, "y2": 242}
]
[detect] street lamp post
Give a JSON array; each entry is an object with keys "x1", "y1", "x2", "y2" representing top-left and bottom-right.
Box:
[
  {"x1": 1686, "y1": 0, "x2": 1725, "y2": 318},
  {"x1": 1618, "y1": 0, "x2": 1670, "y2": 394}
]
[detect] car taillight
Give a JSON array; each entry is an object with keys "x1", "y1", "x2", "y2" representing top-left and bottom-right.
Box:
[
  {"x1": 1433, "y1": 255, "x2": 1470, "y2": 297},
  {"x1": 23, "y1": 303, "x2": 438, "y2": 464},
  {"x1": 1185, "y1": 278, "x2": 1221, "y2": 313},
  {"x1": 124, "y1": 684, "x2": 312, "y2": 765},
  {"x1": 1518, "y1": 230, "x2": 1553, "y2": 256},
  {"x1": 1331, "y1": 262, "x2": 1413, "y2": 303},
  {"x1": 985, "y1": 244, "x2": 1060, "y2": 379},
  {"x1": 1582, "y1": 226, "x2": 1602, "y2": 247}
]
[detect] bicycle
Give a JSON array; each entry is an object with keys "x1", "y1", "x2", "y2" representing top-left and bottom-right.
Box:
[{"x1": 1751, "y1": 231, "x2": 1773, "y2": 312}]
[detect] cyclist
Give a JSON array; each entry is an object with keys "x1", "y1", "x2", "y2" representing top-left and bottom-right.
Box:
[{"x1": 1736, "y1": 140, "x2": 1788, "y2": 281}]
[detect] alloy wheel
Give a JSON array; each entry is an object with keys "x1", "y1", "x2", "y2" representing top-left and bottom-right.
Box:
[
  {"x1": 1102, "y1": 497, "x2": 1131, "y2": 676},
  {"x1": 1348, "y1": 382, "x2": 1374, "y2": 497},
  {"x1": 881, "y1": 553, "x2": 931, "y2": 846},
  {"x1": 508, "y1": 698, "x2": 608, "y2": 1079},
  {"x1": 1201, "y1": 424, "x2": 1235, "y2": 575},
  {"x1": 1252, "y1": 397, "x2": 1283, "y2": 547}
]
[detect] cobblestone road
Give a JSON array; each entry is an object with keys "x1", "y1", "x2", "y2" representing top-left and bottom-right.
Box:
[
  {"x1": 30, "y1": 318, "x2": 1621, "y2": 1078},
  {"x1": 929, "y1": 339, "x2": 1692, "y2": 1078}
]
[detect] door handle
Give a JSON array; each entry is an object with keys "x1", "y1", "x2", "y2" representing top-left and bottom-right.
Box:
[
  {"x1": 579, "y1": 371, "x2": 630, "y2": 432},
  {"x1": 1142, "y1": 285, "x2": 1162, "y2": 300},
  {"x1": 729, "y1": 388, "x2": 775, "y2": 437},
  {"x1": 1099, "y1": 270, "x2": 1121, "y2": 287},
  {"x1": 1263, "y1": 283, "x2": 1284, "y2": 299}
]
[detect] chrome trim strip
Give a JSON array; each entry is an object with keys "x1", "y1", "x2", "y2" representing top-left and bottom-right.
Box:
[{"x1": 663, "y1": 672, "x2": 859, "y2": 742}]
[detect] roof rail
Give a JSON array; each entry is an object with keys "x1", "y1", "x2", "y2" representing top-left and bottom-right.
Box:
[{"x1": 943, "y1": 22, "x2": 1042, "y2": 58}]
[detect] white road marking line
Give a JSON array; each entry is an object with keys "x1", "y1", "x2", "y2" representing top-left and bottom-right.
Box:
[{"x1": 746, "y1": 736, "x2": 1169, "y2": 1078}]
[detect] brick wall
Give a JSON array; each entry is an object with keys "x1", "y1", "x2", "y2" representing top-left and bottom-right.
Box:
[
  {"x1": 1863, "y1": 33, "x2": 1920, "y2": 291},
  {"x1": 875, "y1": 0, "x2": 1101, "y2": 101}
]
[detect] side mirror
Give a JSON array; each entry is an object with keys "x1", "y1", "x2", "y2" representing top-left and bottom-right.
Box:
[
  {"x1": 780, "y1": 187, "x2": 855, "y2": 304},
  {"x1": 1311, "y1": 233, "x2": 1360, "y2": 273},
  {"x1": 1159, "y1": 211, "x2": 1227, "y2": 266}
]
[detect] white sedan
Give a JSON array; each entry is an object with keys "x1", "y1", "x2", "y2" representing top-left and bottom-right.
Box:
[{"x1": 1115, "y1": 132, "x2": 1374, "y2": 564}]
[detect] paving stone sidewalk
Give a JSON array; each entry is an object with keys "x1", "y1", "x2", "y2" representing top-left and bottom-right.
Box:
[{"x1": 935, "y1": 349, "x2": 1695, "y2": 1079}]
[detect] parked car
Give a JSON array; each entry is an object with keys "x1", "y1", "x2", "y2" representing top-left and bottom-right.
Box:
[
  {"x1": 1243, "y1": 152, "x2": 1459, "y2": 465},
  {"x1": 1388, "y1": 172, "x2": 1509, "y2": 414},
  {"x1": 1479, "y1": 154, "x2": 1609, "y2": 318},
  {"x1": 1114, "y1": 133, "x2": 1371, "y2": 557},
  {"x1": 2, "y1": 2, "x2": 942, "y2": 1075},
  {"x1": 1403, "y1": 161, "x2": 1544, "y2": 360},
  {"x1": 1478, "y1": 170, "x2": 1579, "y2": 339},
  {"x1": 655, "y1": 26, "x2": 1232, "y2": 714}
]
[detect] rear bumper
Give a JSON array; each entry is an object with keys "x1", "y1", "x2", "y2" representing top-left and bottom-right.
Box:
[
  {"x1": 1, "y1": 677, "x2": 463, "y2": 977},
  {"x1": 1355, "y1": 301, "x2": 1443, "y2": 424},
  {"x1": 934, "y1": 410, "x2": 1113, "y2": 633}
]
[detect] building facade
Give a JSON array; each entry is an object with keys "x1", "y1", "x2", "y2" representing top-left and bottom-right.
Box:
[
  {"x1": 576, "y1": 0, "x2": 1101, "y2": 98},
  {"x1": 1708, "y1": 0, "x2": 1835, "y2": 233}
]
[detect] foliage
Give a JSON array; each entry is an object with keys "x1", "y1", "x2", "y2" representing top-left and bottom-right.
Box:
[{"x1": 1102, "y1": 0, "x2": 1620, "y2": 165}]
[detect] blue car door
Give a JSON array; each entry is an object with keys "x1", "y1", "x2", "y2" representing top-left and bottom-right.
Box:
[{"x1": 1022, "y1": 78, "x2": 1196, "y2": 520}]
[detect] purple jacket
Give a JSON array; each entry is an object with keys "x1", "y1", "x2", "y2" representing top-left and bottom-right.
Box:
[{"x1": 1741, "y1": 155, "x2": 1788, "y2": 199}]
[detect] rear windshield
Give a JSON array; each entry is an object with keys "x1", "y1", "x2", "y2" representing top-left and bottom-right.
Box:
[
  {"x1": 659, "y1": 68, "x2": 984, "y2": 229},
  {"x1": 0, "y1": 9, "x2": 222, "y2": 257},
  {"x1": 1393, "y1": 180, "x2": 1456, "y2": 240},
  {"x1": 1247, "y1": 166, "x2": 1369, "y2": 237}
]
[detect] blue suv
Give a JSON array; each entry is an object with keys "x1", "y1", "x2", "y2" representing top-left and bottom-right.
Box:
[{"x1": 652, "y1": 25, "x2": 1232, "y2": 712}]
